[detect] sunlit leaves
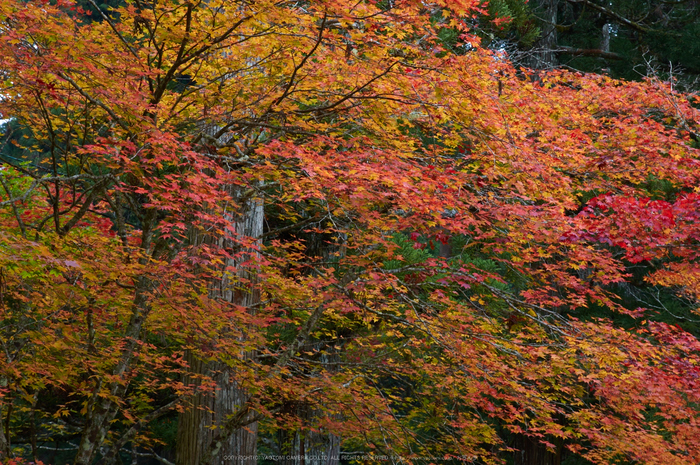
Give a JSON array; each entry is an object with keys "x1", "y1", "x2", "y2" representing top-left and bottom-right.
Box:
[{"x1": 0, "y1": 0, "x2": 700, "y2": 463}]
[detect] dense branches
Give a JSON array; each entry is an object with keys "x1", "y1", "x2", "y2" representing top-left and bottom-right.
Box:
[{"x1": 0, "y1": 0, "x2": 699, "y2": 464}]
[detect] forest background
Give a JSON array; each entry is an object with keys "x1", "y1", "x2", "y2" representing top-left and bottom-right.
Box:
[{"x1": 1, "y1": 0, "x2": 699, "y2": 464}]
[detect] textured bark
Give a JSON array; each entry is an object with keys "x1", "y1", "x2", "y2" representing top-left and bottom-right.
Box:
[
  {"x1": 176, "y1": 192, "x2": 263, "y2": 465},
  {"x1": 0, "y1": 376, "x2": 9, "y2": 460},
  {"x1": 528, "y1": 0, "x2": 559, "y2": 69},
  {"x1": 176, "y1": 358, "x2": 259, "y2": 465},
  {"x1": 601, "y1": 23, "x2": 611, "y2": 53}
]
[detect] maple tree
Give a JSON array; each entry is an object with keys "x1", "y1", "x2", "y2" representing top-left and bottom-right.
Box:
[{"x1": 0, "y1": 0, "x2": 699, "y2": 464}]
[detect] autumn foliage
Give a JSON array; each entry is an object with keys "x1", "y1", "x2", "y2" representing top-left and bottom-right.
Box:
[{"x1": 0, "y1": 0, "x2": 699, "y2": 463}]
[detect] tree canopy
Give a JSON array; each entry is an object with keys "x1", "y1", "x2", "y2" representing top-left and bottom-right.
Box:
[{"x1": 0, "y1": 0, "x2": 699, "y2": 464}]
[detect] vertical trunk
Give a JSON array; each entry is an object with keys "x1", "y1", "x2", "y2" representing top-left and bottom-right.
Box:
[
  {"x1": 176, "y1": 192, "x2": 263, "y2": 465},
  {"x1": 30, "y1": 392, "x2": 38, "y2": 463},
  {"x1": 529, "y1": 0, "x2": 559, "y2": 69},
  {"x1": 0, "y1": 376, "x2": 9, "y2": 460},
  {"x1": 176, "y1": 358, "x2": 259, "y2": 465},
  {"x1": 0, "y1": 425, "x2": 6, "y2": 461},
  {"x1": 601, "y1": 23, "x2": 611, "y2": 53}
]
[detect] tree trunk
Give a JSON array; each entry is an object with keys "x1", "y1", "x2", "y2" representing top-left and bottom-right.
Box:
[
  {"x1": 0, "y1": 376, "x2": 9, "y2": 460},
  {"x1": 601, "y1": 23, "x2": 611, "y2": 53},
  {"x1": 177, "y1": 357, "x2": 259, "y2": 465},
  {"x1": 176, "y1": 192, "x2": 263, "y2": 465},
  {"x1": 528, "y1": 0, "x2": 559, "y2": 69}
]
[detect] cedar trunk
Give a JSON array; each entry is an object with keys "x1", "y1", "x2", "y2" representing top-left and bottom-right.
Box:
[
  {"x1": 176, "y1": 192, "x2": 264, "y2": 465},
  {"x1": 529, "y1": 0, "x2": 559, "y2": 68}
]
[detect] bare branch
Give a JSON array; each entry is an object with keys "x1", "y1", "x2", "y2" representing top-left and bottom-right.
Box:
[
  {"x1": 555, "y1": 46, "x2": 624, "y2": 60},
  {"x1": 0, "y1": 178, "x2": 40, "y2": 207}
]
